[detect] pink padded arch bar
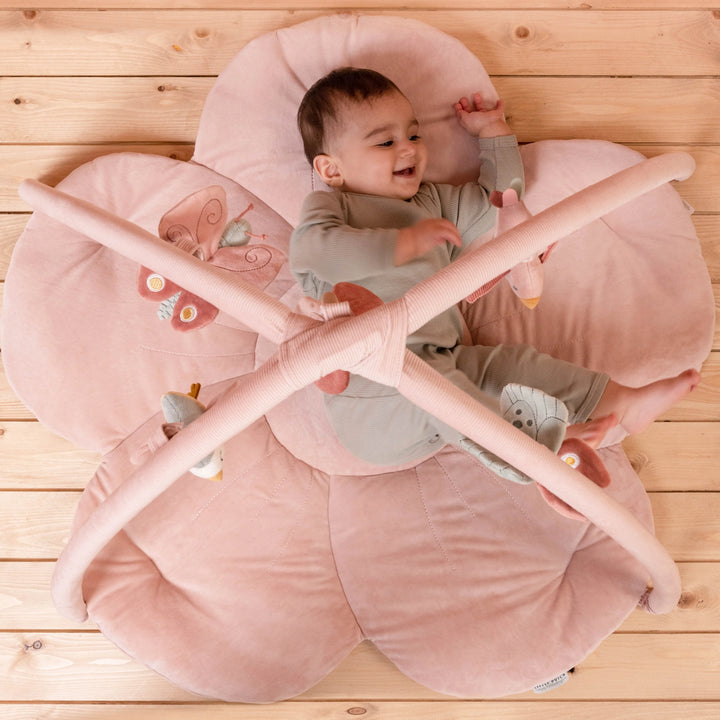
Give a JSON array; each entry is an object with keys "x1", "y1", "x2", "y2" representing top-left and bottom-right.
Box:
[{"x1": 18, "y1": 151, "x2": 694, "y2": 623}]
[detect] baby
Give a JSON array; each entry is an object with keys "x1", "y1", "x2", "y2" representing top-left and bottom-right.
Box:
[{"x1": 289, "y1": 67, "x2": 699, "y2": 476}]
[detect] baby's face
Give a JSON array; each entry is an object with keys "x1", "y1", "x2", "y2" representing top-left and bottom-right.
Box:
[{"x1": 322, "y1": 91, "x2": 428, "y2": 200}]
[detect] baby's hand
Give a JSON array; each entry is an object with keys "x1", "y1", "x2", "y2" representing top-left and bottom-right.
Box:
[
  {"x1": 395, "y1": 218, "x2": 462, "y2": 265},
  {"x1": 455, "y1": 93, "x2": 513, "y2": 138}
]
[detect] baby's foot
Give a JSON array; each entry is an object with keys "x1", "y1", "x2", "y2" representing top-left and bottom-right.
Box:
[{"x1": 598, "y1": 369, "x2": 700, "y2": 435}]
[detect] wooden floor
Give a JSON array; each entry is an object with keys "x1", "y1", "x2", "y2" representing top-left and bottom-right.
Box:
[{"x1": 1, "y1": 1, "x2": 719, "y2": 718}]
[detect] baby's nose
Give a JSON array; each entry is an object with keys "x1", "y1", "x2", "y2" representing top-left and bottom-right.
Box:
[{"x1": 398, "y1": 140, "x2": 414, "y2": 157}]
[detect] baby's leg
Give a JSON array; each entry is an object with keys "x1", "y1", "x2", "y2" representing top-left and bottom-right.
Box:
[
  {"x1": 450, "y1": 343, "x2": 608, "y2": 423},
  {"x1": 451, "y1": 343, "x2": 700, "y2": 445}
]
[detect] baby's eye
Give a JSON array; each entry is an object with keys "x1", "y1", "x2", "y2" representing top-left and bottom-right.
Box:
[
  {"x1": 409, "y1": 134, "x2": 421, "y2": 142},
  {"x1": 377, "y1": 139, "x2": 394, "y2": 147}
]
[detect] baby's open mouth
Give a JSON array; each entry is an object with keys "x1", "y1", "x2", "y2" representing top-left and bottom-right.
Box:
[{"x1": 393, "y1": 166, "x2": 415, "y2": 177}]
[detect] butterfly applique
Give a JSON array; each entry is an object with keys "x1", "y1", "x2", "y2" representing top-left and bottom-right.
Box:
[{"x1": 138, "y1": 185, "x2": 284, "y2": 332}]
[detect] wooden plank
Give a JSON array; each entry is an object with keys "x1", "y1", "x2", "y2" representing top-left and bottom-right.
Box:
[
  {"x1": 1, "y1": 633, "x2": 720, "y2": 701},
  {"x1": 522, "y1": 634, "x2": 720, "y2": 701},
  {"x1": 1, "y1": 9, "x2": 321, "y2": 77},
  {"x1": 1, "y1": 490, "x2": 718, "y2": 561},
  {"x1": 4, "y1": 559, "x2": 715, "y2": 634},
  {"x1": 7, "y1": 0, "x2": 720, "y2": 10},
  {"x1": 495, "y1": 77, "x2": 720, "y2": 145},
  {"x1": 662, "y1": 351, "x2": 720, "y2": 422},
  {"x1": 0, "y1": 145, "x2": 193, "y2": 213},
  {"x1": 0, "y1": 422, "x2": 99, "y2": 490},
  {"x1": 0, "y1": 491, "x2": 80, "y2": 560},
  {"x1": 1, "y1": 703, "x2": 720, "y2": 720},
  {"x1": 622, "y1": 422, "x2": 720, "y2": 492},
  {"x1": 695, "y1": 215, "x2": 720, "y2": 281},
  {"x1": 648, "y1": 492, "x2": 720, "y2": 563},
  {"x1": 1, "y1": 77, "x2": 209, "y2": 144},
  {"x1": 0, "y1": 215, "x2": 28, "y2": 280},
  {"x1": 0, "y1": 632, "x2": 198, "y2": 702},
  {"x1": 0, "y1": 365, "x2": 35, "y2": 421},
  {"x1": 3, "y1": 77, "x2": 720, "y2": 145},
  {"x1": 4, "y1": 9, "x2": 719, "y2": 77},
  {"x1": 0, "y1": 562, "x2": 97, "y2": 631}
]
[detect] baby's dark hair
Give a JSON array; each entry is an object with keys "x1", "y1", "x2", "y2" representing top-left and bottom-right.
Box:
[{"x1": 297, "y1": 67, "x2": 402, "y2": 164}]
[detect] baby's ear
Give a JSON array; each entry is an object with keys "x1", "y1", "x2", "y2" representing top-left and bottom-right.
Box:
[{"x1": 313, "y1": 154, "x2": 343, "y2": 187}]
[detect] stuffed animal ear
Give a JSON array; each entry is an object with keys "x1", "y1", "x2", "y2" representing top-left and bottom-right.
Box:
[{"x1": 536, "y1": 437, "x2": 612, "y2": 522}]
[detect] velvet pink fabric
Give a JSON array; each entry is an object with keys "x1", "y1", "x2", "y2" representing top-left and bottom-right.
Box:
[{"x1": 1, "y1": 13, "x2": 714, "y2": 703}]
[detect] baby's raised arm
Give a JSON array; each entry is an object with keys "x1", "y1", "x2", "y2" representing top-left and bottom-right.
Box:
[{"x1": 455, "y1": 93, "x2": 513, "y2": 139}]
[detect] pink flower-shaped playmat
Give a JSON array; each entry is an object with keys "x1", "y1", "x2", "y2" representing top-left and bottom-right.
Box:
[{"x1": 1, "y1": 14, "x2": 714, "y2": 703}]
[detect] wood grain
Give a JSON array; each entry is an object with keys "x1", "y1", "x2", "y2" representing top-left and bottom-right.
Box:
[
  {"x1": 7, "y1": 0, "x2": 720, "y2": 10},
  {"x1": 3, "y1": 77, "x2": 719, "y2": 145},
  {"x1": 3, "y1": 10, "x2": 718, "y2": 76},
  {"x1": 0, "y1": 702, "x2": 719, "y2": 720},
  {"x1": 0, "y1": 422, "x2": 99, "y2": 489}
]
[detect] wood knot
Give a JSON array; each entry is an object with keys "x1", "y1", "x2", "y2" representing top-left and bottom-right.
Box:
[
  {"x1": 347, "y1": 709, "x2": 367, "y2": 716},
  {"x1": 13, "y1": 98, "x2": 23, "y2": 105},
  {"x1": 23, "y1": 10, "x2": 38, "y2": 20},
  {"x1": 515, "y1": 26, "x2": 531, "y2": 40},
  {"x1": 678, "y1": 591, "x2": 698, "y2": 609},
  {"x1": 195, "y1": 28, "x2": 209, "y2": 39},
  {"x1": 626, "y1": 450, "x2": 649, "y2": 475},
  {"x1": 713, "y1": 10, "x2": 720, "y2": 20}
]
